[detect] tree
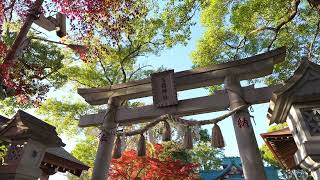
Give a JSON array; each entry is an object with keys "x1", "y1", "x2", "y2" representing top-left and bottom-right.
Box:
[
  {"x1": 33, "y1": 0, "x2": 202, "y2": 140},
  {"x1": 191, "y1": 142, "x2": 224, "y2": 171},
  {"x1": 192, "y1": 0, "x2": 320, "y2": 84},
  {"x1": 30, "y1": 1, "x2": 202, "y2": 179},
  {"x1": 190, "y1": 128, "x2": 224, "y2": 171},
  {"x1": 1, "y1": 0, "x2": 198, "y2": 104},
  {"x1": 68, "y1": 135, "x2": 98, "y2": 179},
  {"x1": 0, "y1": 0, "x2": 68, "y2": 106},
  {"x1": 199, "y1": 128, "x2": 211, "y2": 142},
  {"x1": 109, "y1": 143, "x2": 199, "y2": 180},
  {"x1": 0, "y1": 25, "x2": 65, "y2": 113},
  {"x1": 0, "y1": 141, "x2": 8, "y2": 164}
]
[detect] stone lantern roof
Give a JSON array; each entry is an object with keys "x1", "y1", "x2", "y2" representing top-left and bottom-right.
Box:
[
  {"x1": 267, "y1": 59, "x2": 320, "y2": 124},
  {"x1": 0, "y1": 110, "x2": 64, "y2": 147},
  {"x1": 0, "y1": 110, "x2": 89, "y2": 179}
]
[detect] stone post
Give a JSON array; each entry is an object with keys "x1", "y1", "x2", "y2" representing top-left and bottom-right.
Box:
[
  {"x1": 91, "y1": 98, "x2": 119, "y2": 180},
  {"x1": 224, "y1": 76, "x2": 266, "y2": 180}
]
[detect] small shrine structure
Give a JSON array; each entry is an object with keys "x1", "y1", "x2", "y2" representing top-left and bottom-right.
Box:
[
  {"x1": 266, "y1": 58, "x2": 320, "y2": 179},
  {"x1": 200, "y1": 157, "x2": 279, "y2": 180},
  {"x1": 0, "y1": 110, "x2": 89, "y2": 180},
  {"x1": 78, "y1": 47, "x2": 286, "y2": 180}
]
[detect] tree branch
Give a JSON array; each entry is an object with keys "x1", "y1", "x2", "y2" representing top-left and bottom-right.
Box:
[
  {"x1": 4, "y1": 0, "x2": 16, "y2": 12},
  {"x1": 308, "y1": 20, "x2": 320, "y2": 59},
  {"x1": 120, "y1": 63, "x2": 127, "y2": 83},
  {"x1": 307, "y1": 0, "x2": 320, "y2": 13},
  {"x1": 230, "y1": 0, "x2": 299, "y2": 53},
  {"x1": 98, "y1": 59, "x2": 113, "y2": 85},
  {"x1": 128, "y1": 65, "x2": 152, "y2": 81}
]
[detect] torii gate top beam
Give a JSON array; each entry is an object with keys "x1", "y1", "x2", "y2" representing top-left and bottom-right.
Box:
[{"x1": 78, "y1": 47, "x2": 286, "y2": 105}]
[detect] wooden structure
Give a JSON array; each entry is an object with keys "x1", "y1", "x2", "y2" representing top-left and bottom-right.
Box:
[
  {"x1": 267, "y1": 58, "x2": 320, "y2": 179},
  {"x1": 40, "y1": 147, "x2": 89, "y2": 179},
  {"x1": 34, "y1": 12, "x2": 67, "y2": 38},
  {"x1": 0, "y1": 110, "x2": 89, "y2": 179},
  {"x1": 261, "y1": 128, "x2": 298, "y2": 169},
  {"x1": 78, "y1": 47, "x2": 286, "y2": 180}
]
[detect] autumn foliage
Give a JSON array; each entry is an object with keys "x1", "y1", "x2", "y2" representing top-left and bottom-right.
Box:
[
  {"x1": 0, "y1": 0, "x2": 146, "y2": 103},
  {"x1": 52, "y1": 0, "x2": 145, "y2": 39},
  {"x1": 109, "y1": 144, "x2": 199, "y2": 179}
]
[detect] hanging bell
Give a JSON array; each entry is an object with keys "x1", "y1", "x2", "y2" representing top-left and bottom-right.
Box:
[
  {"x1": 184, "y1": 126, "x2": 193, "y2": 149},
  {"x1": 113, "y1": 135, "x2": 122, "y2": 159},
  {"x1": 211, "y1": 123, "x2": 225, "y2": 148},
  {"x1": 137, "y1": 134, "x2": 146, "y2": 156},
  {"x1": 162, "y1": 121, "x2": 171, "y2": 141}
]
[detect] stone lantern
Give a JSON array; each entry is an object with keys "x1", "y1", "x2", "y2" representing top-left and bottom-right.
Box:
[
  {"x1": 0, "y1": 110, "x2": 64, "y2": 180},
  {"x1": 267, "y1": 58, "x2": 320, "y2": 179}
]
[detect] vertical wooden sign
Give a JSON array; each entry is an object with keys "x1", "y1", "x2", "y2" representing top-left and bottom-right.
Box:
[{"x1": 151, "y1": 70, "x2": 178, "y2": 107}]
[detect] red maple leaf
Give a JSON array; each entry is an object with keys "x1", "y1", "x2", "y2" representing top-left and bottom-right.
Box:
[{"x1": 109, "y1": 144, "x2": 199, "y2": 180}]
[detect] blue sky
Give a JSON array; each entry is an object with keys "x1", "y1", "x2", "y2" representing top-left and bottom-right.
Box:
[{"x1": 28, "y1": 10, "x2": 273, "y2": 180}]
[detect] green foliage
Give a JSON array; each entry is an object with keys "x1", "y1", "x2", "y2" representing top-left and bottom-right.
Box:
[
  {"x1": 32, "y1": 0, "x2": 200, "y2": 142},
  {"x1": 68, "y1": 135, "x2": 98, "y2": 179},
  {"x1": 267, "y1": 122, "x2": 288, "y2": 132},
  {"x1": 0, "y1": 142, "x2": 7, "y2": 165},
  {"x1": 199, "y1": 128, "x2": 210, "y2": 142},
  {"x1": 159, "y1": 141, "x2": 193, "y2": 163},
  {"x1": 192, "y1": 0, "x2": 320, "y2": 84},
  {"x1": 260, "y1": 144, "x2": 281, "y2": 168},
  {"x1": 31, "y1": 2, "x2": 205, "y2": 178},
  {"x1": 37, "y1": 98, "x2": 91, "y2": 137},
  {"x1": 190, "y1": 142, "x2": 224, "y2": 171},
  {"x1": 71, "y1": 135, "x2": 98, "y2": 167},
  {"x1": 0, "y1": 97, "x2": 33, "y2": 116}
]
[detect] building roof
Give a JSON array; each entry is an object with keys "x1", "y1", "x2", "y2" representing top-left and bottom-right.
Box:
[
  {"x1": 0, "y1": 110, "x2": 64, "y2": 147},
  {"x1": 200, "y1": 157, "x2": 279, "y2": 180},
  {"x1": 0, "y1": 111, "x2": 89, "y2": 177},
  {"x1": 267, "y1": 59, "x2": 320, "y2": 124},
  {"x1": 42, "y1": 147, "x2": 90, "y2": 176},
  {"x1": 0, "y1": 115, "x2": 9, "y2": 127},
  {"x1": 261, "y1": 128, "x2": 298, "y2": 169}
]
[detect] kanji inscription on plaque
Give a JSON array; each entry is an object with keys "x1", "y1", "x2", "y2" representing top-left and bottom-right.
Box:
[{"x1": 151, "y1": 70, "x2": 178, "y2": 107}]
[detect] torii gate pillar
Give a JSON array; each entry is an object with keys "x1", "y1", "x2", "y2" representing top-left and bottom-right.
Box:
[
  {"x1": 225, "y1": 76, "x2": 267, "y2": 180},
  {"x1": 91, "y1": 98, "x2": 119, "y2": 180}
]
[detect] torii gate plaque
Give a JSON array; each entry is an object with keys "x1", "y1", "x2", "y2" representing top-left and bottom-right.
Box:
[{"x1": 78, "y1": 47, "x2": 286, "y2": 180}]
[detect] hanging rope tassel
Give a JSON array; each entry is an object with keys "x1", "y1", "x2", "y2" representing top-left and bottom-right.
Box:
[
  {"x1": 113, "y1": 135, "x2": 122, "y2": 159},
  {"x1": 184, "y1": 126, "x2": 193, "y2": 149},
  {"x1": 137, "y1": 134, "x2": 146, "y2": 156},
  {"x1": 211, "y1": 123, "x2": 225, "y2": 148},
  {"x1": 162, "y1": 121, "x2": 171, "y2": 141}
]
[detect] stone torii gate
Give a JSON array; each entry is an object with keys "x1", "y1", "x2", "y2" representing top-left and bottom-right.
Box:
[{"x1": 78, "y1": 47, "x2": 286, "y2": 180}]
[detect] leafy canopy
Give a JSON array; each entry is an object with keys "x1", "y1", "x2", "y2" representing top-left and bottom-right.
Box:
[{"x1": 192, "y1": 0, "x2": 320, "y2": 84}]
